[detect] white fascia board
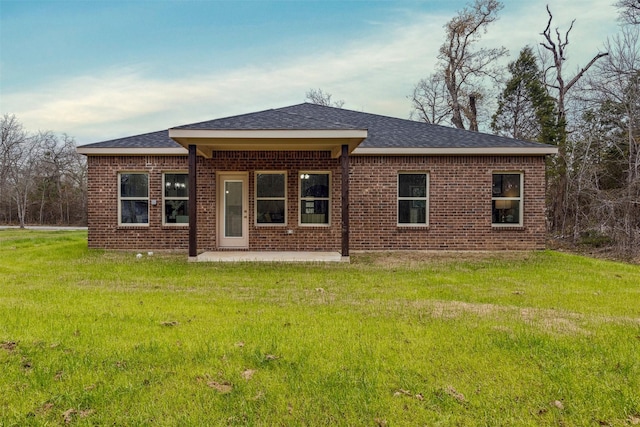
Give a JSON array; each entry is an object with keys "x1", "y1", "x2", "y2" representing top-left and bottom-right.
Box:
[
  {"x1": 75, "y1": 143, "x2": 558, "y2": 157},
  {"x1": 76, "y1": 147, "x2": 188, "y2": 156},
  {"x1": 352, "y1": 146, "x2": 559, "y2": 156},
  {"x1": 168, "y1": 129, "x2": 368, "y2": 139}
]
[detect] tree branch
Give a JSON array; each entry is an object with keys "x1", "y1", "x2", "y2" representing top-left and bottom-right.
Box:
[{"x1": 564, "y1": 52, "x2": 610, "y2": 93}]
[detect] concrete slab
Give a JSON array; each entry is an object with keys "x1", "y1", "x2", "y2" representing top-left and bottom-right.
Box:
[{"x1": 194, "y1": 251, "x2": 347, "y2": 263}]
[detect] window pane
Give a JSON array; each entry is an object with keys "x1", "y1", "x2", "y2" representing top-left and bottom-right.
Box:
[
  {"x1": 492, "y1": 174, "x2": 520, "y2": 198},
  {"x1": 257, "y1": 173, "x2": 285, "y2": 198},
  {"x1": 398, "y1": 200, "x2": 426, "y2": 224},
  {"x1": 256, "y1": 200, "x2": 285, "y2": 224},
  {"x1": 399, "y1": 174, "x2": 427, "y2": 198},
  {"x1": 300, "y1": 200, "x2": 329, "y2": 224},
  {"x1": 165, "y1": 174, "x2": 188, "y2": 198},
  {"x1": 492, "y1": 200, "x2": 520, "y2": 224},
  {"x1": 301, "y1": 173, "x2": 329, "y2": 198},
  {"x1": 225, "y1": 181, "x2": 243, "y2": 237},
  {"x1": 120, "y1": 174, "x2": 148, "y2": 198},
  {"x1": 121, "y1": 200, "x2": 149, "y2": 224},
  {"x1": 165, "y1": 200, "x2": 189, "y2": 223}
]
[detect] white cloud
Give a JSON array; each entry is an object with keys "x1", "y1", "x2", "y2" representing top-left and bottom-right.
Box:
[
  {"x1": 4, "y1": 12, "x2": 446, "y2": 143},
  {"x1": 2, "y1": 0, "x2": 619, "y2": 144}
]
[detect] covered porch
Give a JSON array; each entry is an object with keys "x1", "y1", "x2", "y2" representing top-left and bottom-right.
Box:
[{"x1": 168, "y1": 128, "x2": 367, "y2": 261}]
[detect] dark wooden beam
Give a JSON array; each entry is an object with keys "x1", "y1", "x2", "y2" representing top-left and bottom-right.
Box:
[
  {"x1": 188, "y1": 144, "x2": 198, "y2": 258},
  {"x1": 341, "y1": 144, "x2": 349, "y2": 257}
]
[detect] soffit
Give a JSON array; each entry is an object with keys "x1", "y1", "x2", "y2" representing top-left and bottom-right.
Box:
[{"x1": 168, "y1": 129, "x2": 368, "y2": 158}]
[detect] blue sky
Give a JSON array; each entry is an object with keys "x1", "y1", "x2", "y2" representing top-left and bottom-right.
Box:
[{"x1": 0, "y1": 0, "x2": 620, "y2": 145}]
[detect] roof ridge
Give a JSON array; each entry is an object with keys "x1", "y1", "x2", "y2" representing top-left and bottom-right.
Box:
[
  {"x1": 276, "y1": 102, "x2": 432, "y2": 130},
  {"x1": 273, "y1": 104, "x2": 363, "y2": 129},
  {"x1": 171, "y1": 107, "x2": 277, "y2": 129}
]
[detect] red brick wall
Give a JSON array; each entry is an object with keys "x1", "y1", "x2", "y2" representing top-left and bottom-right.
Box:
[
  {"x1": 86, "y1": 152, "x2": 547, "y2": 251},
  {"x1": 211, "y1": 151, "x2": 342, "y2": 251},
  {"x1": 86, "y1": 155, "x2": 191, "y2": 250},
  {"x1": 349, "y1": 155, "x2": 547, "y2": 251}
]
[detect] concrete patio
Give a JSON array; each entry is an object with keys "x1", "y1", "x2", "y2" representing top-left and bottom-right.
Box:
[{"x1": 191, "y1": 251, "x2": 347, "y2": 263}]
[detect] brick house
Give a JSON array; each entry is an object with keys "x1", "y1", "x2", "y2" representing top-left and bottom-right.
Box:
[{"x1": 77, "y1": 103, "x2": 557, "y2": 259}]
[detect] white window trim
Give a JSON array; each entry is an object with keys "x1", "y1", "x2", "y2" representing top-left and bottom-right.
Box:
[
  {"x1": 255, "y1": 171, "x2": 287, "y2": 226},
  {"x1": 492, "y1": 172, "x2": 524, "y2": 227},
  {"x1": 162, "y1": 171, "x2": 189, "y2": 227},
  {"x1": 299, "y1": 171, "x2": 331, "y2": 227},
  {"x1": 118, "y1": 172, "x2": 149, "y2": 227},
  {"x1": 397, "y1": 172, "x2": 429, "y2": 227}
]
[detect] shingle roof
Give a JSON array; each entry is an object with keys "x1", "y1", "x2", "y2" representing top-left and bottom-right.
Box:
[
  {"x1": 173, "y1": 107, "x2": 362, "y2": 131},
  {"x1": 80, "y1": 103, "x2": 551, "y2": 150},
  {"x1": 79, "y1": 129, "x2": 177, "y2": 149},
  {"x1": 276, "y1": 104, "x2": 546, "y2": 149}
]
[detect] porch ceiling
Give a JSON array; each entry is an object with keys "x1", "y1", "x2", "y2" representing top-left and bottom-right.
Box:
[{"x1": 168, "y1": 129, "x2": 368, "y2": 158}]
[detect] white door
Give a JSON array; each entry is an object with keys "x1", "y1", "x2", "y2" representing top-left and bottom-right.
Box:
[{"x1": 218, "y1": 173, "x2": 249, "y2": 248}]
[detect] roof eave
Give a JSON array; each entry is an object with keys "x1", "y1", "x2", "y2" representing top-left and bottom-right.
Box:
[
  {"x1": 352, "y1": 146, "x2": 559, "y2": 156},
  {"x1": 76, "y1": 147, "x2": 188, "y2": 156},
  {"x1": 76, "y1": 144, "x2": 559, "y2": 157},
  {"x1": 168, "y1": 128, "x2": 369, "y2": 158}
]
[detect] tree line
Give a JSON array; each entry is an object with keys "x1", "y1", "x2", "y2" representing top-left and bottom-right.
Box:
[
  {"x1": 426, "y1": 0, "x2": 638, "y2": 256},
  {"x1": 0, "y1": 113, "x2": 87, "y2": 227}
]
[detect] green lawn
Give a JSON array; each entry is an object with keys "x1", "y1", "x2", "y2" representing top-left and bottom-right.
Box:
[{"x1": 1, "y1": 230, "x2": 639, "y2": 426}]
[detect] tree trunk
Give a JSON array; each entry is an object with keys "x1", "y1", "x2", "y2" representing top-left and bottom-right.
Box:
[{"x1": 468, "y1": 94, "x2": 479, "y2": 131}]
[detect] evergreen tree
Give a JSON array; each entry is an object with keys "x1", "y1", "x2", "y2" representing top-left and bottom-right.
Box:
[{"x1": 492, "y1": 46, "x2": 557, "y2": 143}]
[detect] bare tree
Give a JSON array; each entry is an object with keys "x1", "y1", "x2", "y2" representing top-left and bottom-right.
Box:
[
  {"x1": 540, "y1": 5, "x2": 609, "y2": 140},
  {"x1": 539, "y1": 5, "x2": 609, "y2": 236},
  {"x1": 0, "y1": 115, "x2": 87, "y2": 226},
  {"x1": 410, "y1": 73, "x2": 452, "y2": 124},
  {"x1": 60, "y1": 135, "x2": 88, "y2": 225},
  {"x1": 440, "y1": 0, "x2": 507, "y2": 130},
  {"x1": 578, "y1": 26, "x2": 640, "y2": 251},
  {"x1": 616, "y1": 0, "x2": 640, "y2": 25},
  {"x1": 6, "y1": 132, "x2": 43, "y2": 228},
  {"x1": 1, "y1": 114, "x2": 27, "y2": 224},
  {"x1": 412, "y1": 0, "x2": 507, "y2": 130},
  {"x1": 305, "y1": 88, "x2": 345, "y2": 108}
]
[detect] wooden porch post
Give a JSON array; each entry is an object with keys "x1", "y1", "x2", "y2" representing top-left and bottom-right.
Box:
[
  {"x1": 341, "y1": 144, "x2": 350, "y2": 258},
  {"x1": 188, "y1": 144, "x2": 198, "y2": 258}
]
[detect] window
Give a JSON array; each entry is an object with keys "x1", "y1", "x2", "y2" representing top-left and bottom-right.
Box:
[
  {"x1": 256, "y1": 172, "x2": 286, "y2": 225},
  {"x1": 299, "y1": 172, "x2": 330, "y2": 225},
  {"x1": 492, "y1": 173, "x2": 523, "y2": 226},
  {"x1": 164, "y1": 173, "x2": 188, "y2": 225},
  {"x1": 119, "y1": 173, "x2": 148, "y2": 225},
  {"x1": 398, "y1": 173, "x2": 428, "y2": 225}
]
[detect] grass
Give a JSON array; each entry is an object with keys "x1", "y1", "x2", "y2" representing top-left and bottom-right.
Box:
[{"x1": 0, "y1": 230, "x2": 639, "y2": 426}]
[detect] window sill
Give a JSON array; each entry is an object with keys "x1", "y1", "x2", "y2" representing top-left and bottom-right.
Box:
[
  {"x1": 492, "y1": 224, "x2": 525, "y2": 231},
  {"x1": 397, "y1": 225, "x2": 430, "y2": 230}
]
